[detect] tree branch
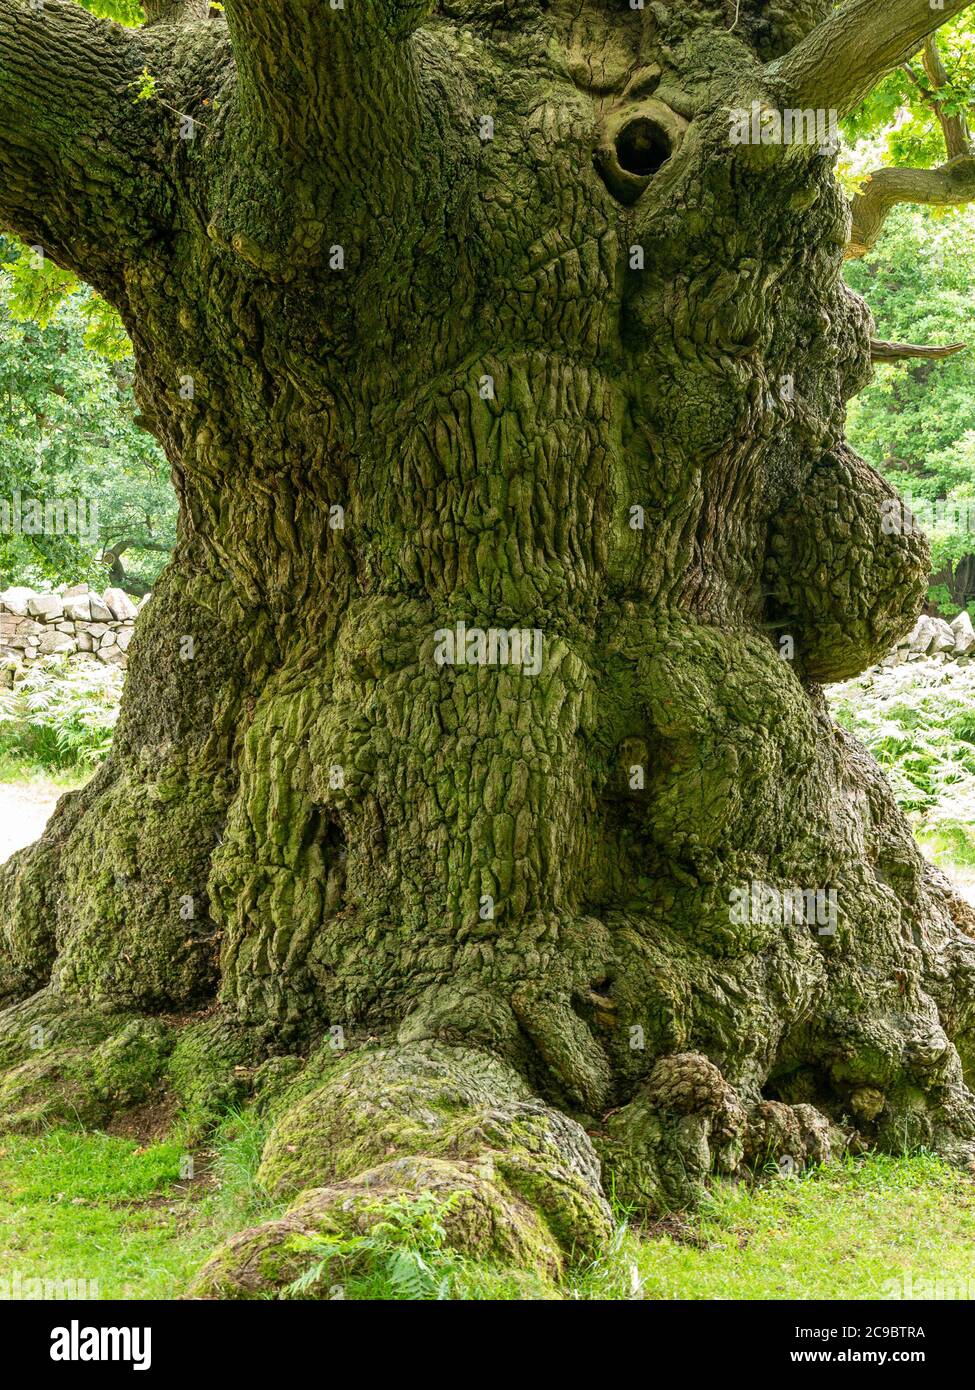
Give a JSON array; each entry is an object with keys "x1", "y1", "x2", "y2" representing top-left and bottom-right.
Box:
[
  {"x1": 102, "y1": 537, "x2": 170, "y2": 595},
  {"x1": 104, "y1": 536, "x2": 172, "y2": 557},
  {"x1": 207, "y1": 0, "x2": 434, "y2": 274},
  {"x1": 846, "y1": 33, "x2": 975, "y2": 259},
  {"x1": 222, "y1": 0, "x2": 429, "y2": 146},
  {"x1": 0, "y1": 0, "x2": 153, "y2": 288},
  {"x1": 143, "y1": 0, "x2": 209, "y2": 19},
  {"x1": 846, "y1": 156, "x2": 975, "y2": 258},
  {"x1": 922, "y1": 34, "x2": 971, "y2": 159},
  {"x1": 870, "y1": 338, "x2": 966, "y2": 362},
  {"x1": 765, "y1": 0, "x2": 974, "y2": 117}
]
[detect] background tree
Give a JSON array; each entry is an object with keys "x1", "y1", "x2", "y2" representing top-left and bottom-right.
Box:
[
  {"x1": 844, "y1": 13, "x2": 975, "y2": 258},
  {"x1": 3, "y1": 0, "x2": 975, "y2": 1290},
  {"x1": 840, "y1": 15, "x2": 975, "y2": 614},
  {"x1": 843, "y1": 205, "x2": 975, "y2": 612},
  {"x1": 0, "y1": 236, "x2": 175, "y2": 591}
]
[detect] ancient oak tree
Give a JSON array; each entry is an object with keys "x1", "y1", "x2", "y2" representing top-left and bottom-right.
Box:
[{"x1": 1, "y1": 0, "x2": 975, "y2": 1290}]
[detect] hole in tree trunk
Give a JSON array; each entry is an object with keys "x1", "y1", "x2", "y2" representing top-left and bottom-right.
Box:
[{"x1": 615, "y1": 118, "x2": 672, "y2": 177}]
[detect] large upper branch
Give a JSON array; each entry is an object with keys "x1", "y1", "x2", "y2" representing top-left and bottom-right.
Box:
[
  {"x1": 847, "y1": 156, "x2": 975, "y2": 257},
  {"x1": 921, "y1": 35, "x2": 970, "y2": 158},
  {"x1": 222, "y1": 0, "x2": 429, "y2": 150},
  {"x1": 845, "y1": 31, "x2": 975, "y2": 259},
  {"x1": 765, "y1": 0, "x2": 974, "y2": 117},
  {"x1": 0, "y1": 0, "x2": 161, "y2": 287},
  {"x1": 205, "y1": 0, "x2": 435, "y2": 275}
]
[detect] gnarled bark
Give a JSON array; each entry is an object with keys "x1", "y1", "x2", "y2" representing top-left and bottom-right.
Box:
[{"x1": 2, "y1": 0, "x2": 975, "y2": 1289}]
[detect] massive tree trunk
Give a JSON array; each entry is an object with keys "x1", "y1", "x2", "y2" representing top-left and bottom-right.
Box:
[{"x1": 3, "y1": 0, "x2": 975, "y2": 1288}]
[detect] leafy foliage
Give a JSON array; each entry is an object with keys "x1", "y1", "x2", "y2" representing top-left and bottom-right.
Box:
[
  {"x1": 76, "y1": 0, "x2": 145, "y2": 24},
  {"x1": 281, "y1": 1191, "x2": 460, "y2": 1301},
  {"x1": 0, "y1": 236, "x2": 175, "y2": 590},
  {"x1": 843, "y1": 204, "x2": 975, "y2": 592},
  {"x1": 841, "y1": 16, "x2": 975, "y2": 170},
  {"x1": 829, "y1": 660, "x2": 975, "y2": 866},
  {"x1": 0, "y1": 658, "x2": 123, "y2": 769}
]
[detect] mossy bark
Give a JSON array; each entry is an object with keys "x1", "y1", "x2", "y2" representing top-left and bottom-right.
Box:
[{"x1": 2, "y1": 0, "x2": 975, "y2": 1279}]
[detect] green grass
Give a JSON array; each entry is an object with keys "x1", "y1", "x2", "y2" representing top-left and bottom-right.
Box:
[
  {"x1": 0, "y1": 1131, "x2": 207, "y2": 1298},
  {"x1": 1, "y1": 1127, "x2": 973, "y2": 1299},
  {"x1": 0, "y1": 1111, "x2": 280, "y2": 1299},
  {"x1": 1, "y1": 1130, "x2": 186, "y2": 1201},
  {"x1": 0, "y1": 758, "x2": 88, "y2": 788},
  {"x1": 618, "y1": 1154, "x2": 975, "y2": 1300}
]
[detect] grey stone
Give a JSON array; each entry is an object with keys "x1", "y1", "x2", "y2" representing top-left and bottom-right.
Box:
[
  {"x1": 63, "y1": 596, "x2": 93, "y2": 623},
  {"x1": 27, "y1": 594, "x2": 64, "y2": 622},
  {"x1": 951, "y1": 610, "x2": 975, "y2": 655},
  {"x1": 930, "y1": 618, "x2": 957, "y2": 653},
  {"x1": 102, "y1": 587, "x2": 138, "y2": 621},
  {"x1": 0, "y1": 586, "x2": 35, "y2": 616},
  {"x1": 37, "y1": 630, "x2": 76, "y2": 655},
  {"x1": 88, "y1": 596, "x2": 113, "y2": 622}
]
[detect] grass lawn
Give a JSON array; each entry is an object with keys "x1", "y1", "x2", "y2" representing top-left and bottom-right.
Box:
[
  {"x1": 625, "y1": 1155, "x2": 975, "y2": 1300},
  {"x1": 1, "y1": 1124, "x2": 973, "y2": 1300},
  {"x1": 0, "y1": 1115, "x2": 274, "y2": 1300},
  {"x1": 0, "y1": 1132, "x2": 206, "y2": 1299}
]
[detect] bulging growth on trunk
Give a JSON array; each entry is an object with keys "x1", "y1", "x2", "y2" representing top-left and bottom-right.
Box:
[{"x1": 1, "y1": 0, "x2": 975, "y2": 1289}]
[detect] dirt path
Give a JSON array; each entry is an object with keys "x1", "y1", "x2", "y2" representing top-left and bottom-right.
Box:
[{"x1": 0, "y1": 782, "x2": 66, "y2": 863}]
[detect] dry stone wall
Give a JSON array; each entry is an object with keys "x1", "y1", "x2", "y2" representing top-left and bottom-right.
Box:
[
  {"x1": 884, "y1": 610, "x2": 975, "y2": 667},
  {"x1": 2, "y1": 582, "x2": 971, "y2": 683},
  {"x1": 0, "y1": 584, "x2": 145, "y2": 671}
]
